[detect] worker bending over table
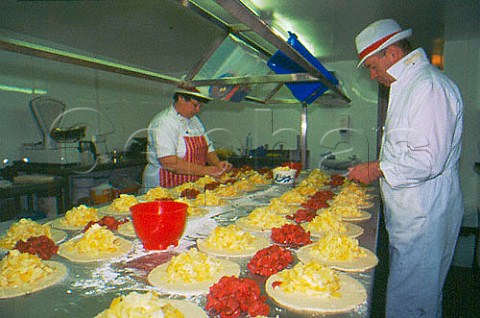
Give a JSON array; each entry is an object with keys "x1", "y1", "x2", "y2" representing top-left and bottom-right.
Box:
[{"x1": 142, "y1": 86, "x2": 232, "y2": 190}]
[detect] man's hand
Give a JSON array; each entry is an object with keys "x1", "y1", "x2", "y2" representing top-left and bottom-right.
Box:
[{"x1": 348, "y1": 161, "x2": 382, "y2": 185}]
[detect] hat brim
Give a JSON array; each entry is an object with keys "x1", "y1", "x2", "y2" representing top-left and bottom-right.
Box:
[
  {"x1": 175, "y1": 89, "x2": 213, "y2": 102},
  {"x1": 356, "y1": 29, "x2": 412, "y2": 69}
]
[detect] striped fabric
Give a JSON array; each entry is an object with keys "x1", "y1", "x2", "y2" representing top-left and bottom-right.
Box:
[{"x1": 159, "y1": 135, "x2": 207, "y2": 188}]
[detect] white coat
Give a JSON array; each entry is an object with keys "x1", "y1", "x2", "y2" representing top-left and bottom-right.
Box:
[
  {"x1": 379, "y1": 48, "x2": 464, "y2": 318},
  {"x1": 142, "y1": 105, "x2": 215, "y2": 190}
]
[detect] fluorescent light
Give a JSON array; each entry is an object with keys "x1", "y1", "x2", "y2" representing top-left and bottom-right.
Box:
[
  {"x1": 241, "y1": 1, "x2": 325, "y2": 57},
  {"x1": 0, "y1": 84, "x2": 47, "y2": 95}
]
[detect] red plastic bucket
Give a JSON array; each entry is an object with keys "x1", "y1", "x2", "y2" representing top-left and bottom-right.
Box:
[{"x1": 130, "y1": 201, "x2": 187, "y2": 250}]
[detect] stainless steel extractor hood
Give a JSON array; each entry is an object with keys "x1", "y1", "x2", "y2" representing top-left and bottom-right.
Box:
[{"x1": 180, "y1": 0, "x2": 351, "y2": 105}]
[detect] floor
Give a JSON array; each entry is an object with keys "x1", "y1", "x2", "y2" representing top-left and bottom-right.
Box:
[
  {"x1": 370, "y1": 218, "x2": 480, "y2": 318},
  {"x1": 443, "y1": 266, "x2": 480, "y2": 317}
]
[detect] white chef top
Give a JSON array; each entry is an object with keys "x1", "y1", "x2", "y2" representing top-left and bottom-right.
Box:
[{"x1": 146, "y1": 105, "x2": 215, "y2": 168}]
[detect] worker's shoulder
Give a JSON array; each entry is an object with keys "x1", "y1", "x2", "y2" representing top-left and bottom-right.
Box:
[
  {"x1": 149, "y1": 108, "x2": 178, "y2": 127},
  {"x1": 418, "y1": 68, "x2": 461, "y2": 103}
]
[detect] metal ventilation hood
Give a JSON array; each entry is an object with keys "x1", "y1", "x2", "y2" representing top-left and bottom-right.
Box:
[
  {"x1": 183, "y1": 0, "x2": 350, "y2": 105},
  {"x1": 0, "y1": 0, "x2": 350, "y2": 105}
]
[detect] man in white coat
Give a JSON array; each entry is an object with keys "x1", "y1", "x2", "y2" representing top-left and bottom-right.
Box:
[{"x1": 348, "y1": 19, "x2": 464, "y2": 317}]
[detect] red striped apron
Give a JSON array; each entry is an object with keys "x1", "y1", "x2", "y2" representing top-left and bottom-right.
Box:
[{"x1": 159, "y1": 136, "x2": 208, "y2": 188}]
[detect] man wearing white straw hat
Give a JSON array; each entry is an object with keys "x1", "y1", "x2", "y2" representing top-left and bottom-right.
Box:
[{"x1": 348, "y1": 19, "x2": 464, "y2": 317}]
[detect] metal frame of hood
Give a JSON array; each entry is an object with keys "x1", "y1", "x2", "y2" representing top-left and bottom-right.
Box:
[
  {"x1": 0, "y1": 36, "x2": 182, "y2": 86},
  {"x1": 212, "y1": 0, "x2": 350, "y2": 103},
  {"x1": 181, "y1": 0, "x2": 351, "y2": 105}
]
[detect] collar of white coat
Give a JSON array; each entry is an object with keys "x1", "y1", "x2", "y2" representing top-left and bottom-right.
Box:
[{"x1": 387, "y1": 48, "x2": 429, "y2": 81}]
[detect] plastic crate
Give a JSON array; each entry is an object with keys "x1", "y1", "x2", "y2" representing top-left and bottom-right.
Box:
[{"x1": 267, "y1": 32, "x2": 338, "y2": 104}]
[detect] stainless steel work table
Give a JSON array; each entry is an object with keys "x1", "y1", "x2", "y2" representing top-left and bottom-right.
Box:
[
  {"x1": 0, "y1": 176, "x2": 67, "y2": 219},
  {"x1": 10, "y1": 158, "x2": 146, "y2": 211},
  {"x1": 0, "y1": 177, "x2": 381, "y2": 318}
]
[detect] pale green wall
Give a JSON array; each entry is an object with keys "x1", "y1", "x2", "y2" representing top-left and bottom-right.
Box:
[
  {"x1": 0, "y1": 49, "x2": 169, "y2": 161},
  {"x1": 444, "y1": 38, "x2": 480, "y2": 226},
  {"x1": 444, "y1": 38, "x2": 480, "y2": 267}
]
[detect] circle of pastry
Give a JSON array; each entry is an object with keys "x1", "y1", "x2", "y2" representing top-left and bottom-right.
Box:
[
  {"x1": 144, "y1": 187, "x2": 174, "y2": 201},
  {"x1": 329, "y1": 193, "x2": 374, "y2": 209},
  {"x1": 98, "y1": 194, "x2": 139, "y2": 216},
  {"x1": 194, "y1": 190, "x2": 229, "y2": 207},
  {"x1": 196, "y1": 224, "x2": 270, "y2": 257},
  {"x1": 235, "y1": 207, "x2": 294, "y2": 233},
  {"x1": 50, "y1": 205, "x2": 100, "y2": 230},
  {"x1": 148, "y1": 248, "x2": 240, "y2": 295},
  {"x1": 357, "y1": 201, "x2": 374, "y2": 209},
  {"x1": 117, "y1": 222, "x2": 137, "y2": 238},
  {"x1": 49, "y1": 229, "x2": 69, "y2": 244},
  {"x1": 97, "y1": 206, "x2": 129, "y2": 217},
  {"x1": 95, "y1": 291, "x2": 208, "y2": 317},
  {"x1": 214, "y1": 184, "x2": 242, "y2": 198},
  {"x1": 296, "y1": 234, "x2": 378, "y2": 272},
  {"x1": 57, "y1": 224, "x2": 133, "y2": 262},
  {"x1": 174, "y1": 198, "x2": 208, "y2": 219},
  {"x1": 301, "y1": 210, "x2": 364, "y2": 238},
  {"x1": 0, "y1": 219, "x2": 66, "y2": 250},
  {"x1": 0, "y1": 250, "x2": 67, "y2": 299},
  {"x1": 263, "y1": 200, "x2": 298, "y2": 215},
  {"x1": 340, "y1": 210, "x2": 372, "y2": 222},
  {"x1": 265, "y1": 262, "x2": 367, "y2": 314},
  {"x1": 323, "y1": 204, "x2": 372, "y2": 222}
]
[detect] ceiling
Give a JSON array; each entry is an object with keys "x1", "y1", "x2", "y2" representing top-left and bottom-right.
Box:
[
  {"x1": 0, "y1": 0, "x2": 478, "y2": 103},
  {"x1": 243, "y1": 0, "x2": 450, "y2": 62},
  {"x1": 234, "y1": 0, "x2": 479, "y2": 62}
]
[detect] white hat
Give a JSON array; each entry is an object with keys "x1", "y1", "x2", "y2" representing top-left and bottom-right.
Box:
[
  {"x1": 355, "y1": 18, "x2": 412, "y2": 68},
  {"x1": 174, "y1": 86, "x2": 212, "y2": 102}
]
